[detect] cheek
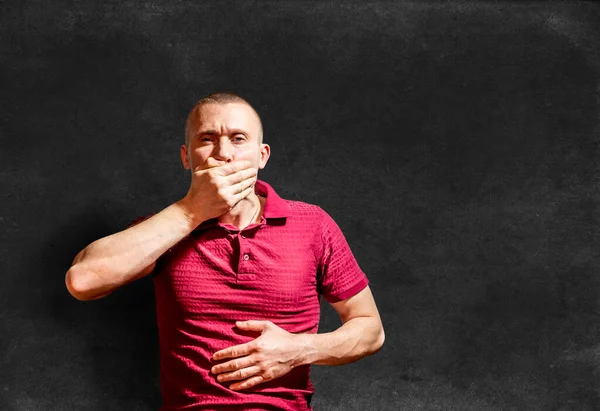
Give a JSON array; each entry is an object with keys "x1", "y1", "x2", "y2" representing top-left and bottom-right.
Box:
[
  {"x1": 234, "y1": 147, "x2": 260, "y2": 162},
  {"x1": 194, "y1": 145, "x2": 215, "y2": 156},
  {"x1": 189, "y1": 148, "x2": 211, "y2": 166}
]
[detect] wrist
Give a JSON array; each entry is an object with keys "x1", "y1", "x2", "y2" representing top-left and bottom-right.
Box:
[
  {"x1": 175, "y1": 197, "x2": 206, "y2": 227},
  {"x1": 294, "y1": 333, "x2": 321, "y2": 366}
]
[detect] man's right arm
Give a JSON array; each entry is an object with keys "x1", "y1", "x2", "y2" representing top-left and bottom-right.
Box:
[
  {"x1": 65, "y1": 199, "x2": 202, "y2": 301},
  {"x1": 65, "y1": 159, "x2": 257, "y2": 301}
]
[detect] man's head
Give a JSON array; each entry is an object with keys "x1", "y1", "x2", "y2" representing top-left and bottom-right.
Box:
[{"x1": 181, "y1": 92, "x2": 270, "y2": 172}]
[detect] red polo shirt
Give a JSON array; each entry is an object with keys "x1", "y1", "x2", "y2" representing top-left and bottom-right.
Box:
[{"x1": 130, "y1": 180, "x2": 368, "y2": 411}]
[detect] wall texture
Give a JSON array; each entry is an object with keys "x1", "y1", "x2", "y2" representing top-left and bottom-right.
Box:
[{"x1": 2, "y1": 1, "x2": 600, "y2": 410}]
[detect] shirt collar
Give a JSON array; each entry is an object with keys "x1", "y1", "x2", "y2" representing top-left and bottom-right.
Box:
[
  {"x1": 255, "y1": 179, "x2": 291, "y2": 219},
  {"x1": 193, "y1": 179, "x2": 290, "y2": 231}
]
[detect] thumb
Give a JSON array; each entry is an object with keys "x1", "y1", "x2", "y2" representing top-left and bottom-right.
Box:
[{"x1": 236, "y1": 320, "x2": 271, "y2": 333}]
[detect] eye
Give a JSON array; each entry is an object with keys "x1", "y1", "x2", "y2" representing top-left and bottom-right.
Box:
[
  {"x1": 198, "y1": 135, "x2": 214, "y2": 143},
  {"x1": 232, "y1": 134, "x2": 246, "y2": 143}
]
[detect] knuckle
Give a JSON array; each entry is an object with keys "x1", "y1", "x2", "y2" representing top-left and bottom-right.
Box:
[
  {"x1": 215, "y1": 179, "x2": 227, "y2": 189},
  {"x1": 218, "y1": 187, "x2": 229, "y2": 198}
]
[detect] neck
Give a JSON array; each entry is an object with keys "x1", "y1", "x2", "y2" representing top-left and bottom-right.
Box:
[{"x1": 218, "y1": 192, "x2": 264, "y2": 230}]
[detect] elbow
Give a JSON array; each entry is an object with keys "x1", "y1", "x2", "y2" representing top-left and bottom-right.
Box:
[
  {"x1": 370, "y1": 324, "x2": 385, "y2": 355},
  {"x1": 65, "y1": 265, "x2": 106, "y2": 301}
]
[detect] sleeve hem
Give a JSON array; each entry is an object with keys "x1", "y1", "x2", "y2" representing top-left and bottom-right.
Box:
[{"x1": 324, "y1": 277, "x2": 369, "y2": 303}]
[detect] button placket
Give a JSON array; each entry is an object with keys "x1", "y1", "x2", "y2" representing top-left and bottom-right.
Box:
[
  {"x1": 237, "y1": 231, "x2": 255, "y2": 281},
  {"x1": 238, "y1": 234, "x2": 248, "y2": 271}
]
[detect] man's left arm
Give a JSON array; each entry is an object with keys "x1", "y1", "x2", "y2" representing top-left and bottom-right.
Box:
[
  {"x1": 298, "y1": 285, "x2": 385, "y2": 365},
  {"x1": 211, "y1": 285, "x2": 384, "y2": 390}
]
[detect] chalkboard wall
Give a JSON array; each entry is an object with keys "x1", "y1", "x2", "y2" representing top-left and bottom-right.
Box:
[{"x1": 2, "y1": 1, "x2": 600, "y2": 410}]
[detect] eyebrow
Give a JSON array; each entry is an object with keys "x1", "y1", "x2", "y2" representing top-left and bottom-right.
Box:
[
  {"x1": 194, "y1": 129, "x2": 249, "y2": 137},
  {"x1": 195, "y1": 129, "x2": 218, "y2": 137}
]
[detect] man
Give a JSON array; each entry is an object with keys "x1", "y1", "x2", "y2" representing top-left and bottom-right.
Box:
[{"x1": 65, "y1": 92, "x2": 385, "y2": 411}]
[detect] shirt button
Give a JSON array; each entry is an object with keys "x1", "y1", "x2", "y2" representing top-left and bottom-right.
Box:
[{"x1": 243, "y1": 254, "x2": 250, "y2": 261}]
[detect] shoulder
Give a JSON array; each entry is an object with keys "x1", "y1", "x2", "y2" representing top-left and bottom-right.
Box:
[
  {"x1": 282, "y1": 200, "x2": 344, "y2": 243},
  {"x1": 284, "y1": 199, "x2": 329, "y2": 222}
]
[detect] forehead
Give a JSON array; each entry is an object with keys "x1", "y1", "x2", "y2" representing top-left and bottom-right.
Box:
[{"x1": 190, "y1": 102, "x2": 260, "y2": 134}]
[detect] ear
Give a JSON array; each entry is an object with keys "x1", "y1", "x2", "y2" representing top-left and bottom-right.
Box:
[
  {"x1": 180, "y1": 144, "x2": 191, "y2": 170},
  {"x1": 258, "y1": 144, "x2": 270, "y2": 170}
]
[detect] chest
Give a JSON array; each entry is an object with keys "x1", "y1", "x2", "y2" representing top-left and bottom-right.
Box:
[{"x1": 153, "y1": 225, "x2": 321, "y2": 329}]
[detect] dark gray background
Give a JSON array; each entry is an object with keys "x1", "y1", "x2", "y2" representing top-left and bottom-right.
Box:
[{"x1": 2, "y1": 1, "x2": 600, "y2": 410}]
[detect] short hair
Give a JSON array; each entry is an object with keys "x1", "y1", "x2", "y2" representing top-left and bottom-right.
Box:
[{"x1": 184, "y1": 92, "x2": 264, "y2": 146}]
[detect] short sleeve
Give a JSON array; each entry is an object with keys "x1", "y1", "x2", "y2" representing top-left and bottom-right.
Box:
[{"x1": 316, "y1": 208, "x2": 369, "y2": 303}]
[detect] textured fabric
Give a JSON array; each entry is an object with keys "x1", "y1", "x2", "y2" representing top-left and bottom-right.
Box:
[{"x1": 129, "y1": 180, "x2": 368, "y2": 411}]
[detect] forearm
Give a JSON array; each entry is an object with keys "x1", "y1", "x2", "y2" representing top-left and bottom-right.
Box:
[
  {"x1": 66, "y1": 199, "x2": 202, "y2": 300},
  {"x1": 298, "y1": 316, "x2": 385, "y2": 366}
]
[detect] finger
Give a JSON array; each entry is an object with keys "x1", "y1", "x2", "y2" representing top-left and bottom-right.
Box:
[
  {"x1": 230, "y1": 186, "x2": 255, "y2": 207},
  {"x1": 211, "y1": 357, "x2": 256, "y2": 375},
  {"x1": 213, "y1": 342, "x2": 253, "y2": 361},
  {"x1": 216, "y1": 366, "x2": 262, "y2": 383},
  {"x1": 195, "y1": 159, "x2": 251, "y2": 173},
  {"x1": 215, "y1": 160, "x2": 253, "y2": 176},
  {"x1": 227, "y1": 167, "x2": 257, "y2": 186},
  {"x1": 206, "y1": 158, "x2": 226, "y2": 168},
  {"x1": 229, "y1": 375, "x2": 265, "y2": 391},
  {"x1": 194, "y1": 158, "x2": 222, "y2": 172},
  {"x1": 236, "y1": 320, "x2": 271, "y2": 333},
  {"x1": 232, "y1": 175, "x2": 256, "y2": 195}
]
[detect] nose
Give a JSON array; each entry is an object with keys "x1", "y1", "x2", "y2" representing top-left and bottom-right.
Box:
[{"x1": 212, "y1": 138, "x2": 234, "y2": 163}]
